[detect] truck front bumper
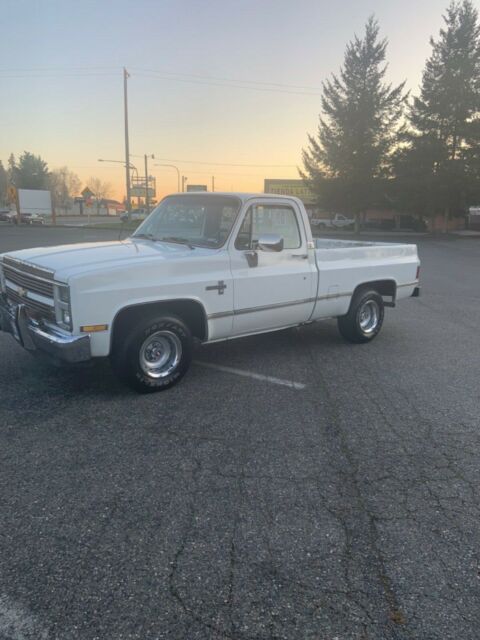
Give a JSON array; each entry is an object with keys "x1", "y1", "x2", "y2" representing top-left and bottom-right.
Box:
[{"x1": 0, "y1": 295, "x2": 91, "y2": 364}]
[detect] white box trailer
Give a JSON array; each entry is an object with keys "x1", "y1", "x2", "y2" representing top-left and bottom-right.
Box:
[{"x1": 17, "y1": 189, "x2": 52, "y2": 216}]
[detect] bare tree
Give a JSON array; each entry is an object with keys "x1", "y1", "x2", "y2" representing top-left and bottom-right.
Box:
[
  {"x1": 87, "y1": 177, "x2": 112, "y2": 213},
  {"x1": 49, "y1": 167, "x2": 81, "y2": 214}
]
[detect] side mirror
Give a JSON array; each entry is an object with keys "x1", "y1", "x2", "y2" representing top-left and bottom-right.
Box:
[{"x1": 257, "y1": 233, "x2": 284, "y2": 252}]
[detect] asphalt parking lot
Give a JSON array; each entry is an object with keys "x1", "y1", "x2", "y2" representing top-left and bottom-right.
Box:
[{"x1": 0, "y1": 225, "x2": 479, "y2": 639}]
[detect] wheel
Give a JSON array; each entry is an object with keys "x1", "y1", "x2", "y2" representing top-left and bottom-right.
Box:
[
  {"x1": 111, "y1": 315, "x2": 193, "y2": 393},
  {"x1": 337, "y1": 289, "x2": 384, "y2": 344}
]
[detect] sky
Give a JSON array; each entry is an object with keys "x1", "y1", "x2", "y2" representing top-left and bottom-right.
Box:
[{"x1": 0, "y1": 0, "x2": 450, "y2": 201}]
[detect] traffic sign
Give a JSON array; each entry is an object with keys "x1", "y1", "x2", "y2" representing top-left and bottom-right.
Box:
[
  {"x1": 7, "y1": 186, "x2": 17, "y2": 203},
  {"x1": 81, "y1": 187, "x2": 95, "y2": 199}
]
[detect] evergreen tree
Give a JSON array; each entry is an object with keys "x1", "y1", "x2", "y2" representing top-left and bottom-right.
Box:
[
  {"x1": 301, "y1": 17, "x2": 407, "y2": 231},
  {"x1": 0, "y1": 161, "x2": 7, "y2": 205},
  {"x1": 397, "y1": 0, "x2": 480, "y2": 230},
  {"x1": 11, "y1": 151, "x2": 50, "y2": 190}
]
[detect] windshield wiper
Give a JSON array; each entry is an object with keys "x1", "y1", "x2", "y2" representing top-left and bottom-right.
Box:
[
  {"x1": 133, "y1": 232, "x2": 157, "y2": 240},
  {"x1": 159, "y1": 236, "x2": 195, "y2": 250}
]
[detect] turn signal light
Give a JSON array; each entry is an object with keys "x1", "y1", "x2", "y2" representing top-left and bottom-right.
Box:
[{"x1": 80, "y1": 324, "x2": 108, "y2": 333}]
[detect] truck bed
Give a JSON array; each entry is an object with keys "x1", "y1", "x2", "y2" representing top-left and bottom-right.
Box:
[
  {"x1": 310, "y1": 238, "x2": 419, "y2": 321},
  {"x1": 314, "y1": 237, "x2": 418, "y2": 261}
]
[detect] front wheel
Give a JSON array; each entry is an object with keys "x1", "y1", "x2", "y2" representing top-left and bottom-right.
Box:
[
  {"x1": 337, "y1": 289, "x2": 384, "y2": 344},
  {"x1": 111, "y1": 315, "x2": 193, "y2": 393}
]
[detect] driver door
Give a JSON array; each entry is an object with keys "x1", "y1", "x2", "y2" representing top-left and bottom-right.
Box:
[{"x1": 229, "y1": 199, "x2": 316, "y2": 336}]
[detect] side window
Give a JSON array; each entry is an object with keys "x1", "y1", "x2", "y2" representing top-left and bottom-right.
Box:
[
  {"x1": 235, "y1": 205, "x2": 301, "y2": 250},
  {"x1": 235, "y1": 209, "x2": 253, "y2": 250}
]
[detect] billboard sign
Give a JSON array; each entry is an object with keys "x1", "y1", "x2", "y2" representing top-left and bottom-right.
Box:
[
  {"x1": 17, "y1": 189, "x2": 52, "y2": 215},
  {"x1": 131, "y1": 176, "x2": 156, "y2": 199},
  {"x1": 264, "y1": 179, "x2": 316, "y2": 206},
  {"x1": 131, "y1": 186, "x2": 156, "y2": 198}
]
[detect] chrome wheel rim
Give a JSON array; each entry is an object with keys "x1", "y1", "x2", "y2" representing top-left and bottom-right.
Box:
[
  {"x1": 139, "y1": 330, "x2": 182, "y2": 378},
  {"x1": 358, "y1": 300, "x2": 379, "y2": 334}
]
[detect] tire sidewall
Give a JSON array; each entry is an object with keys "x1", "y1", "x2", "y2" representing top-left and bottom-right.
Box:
[
  {"x1": 353, "y1": 290, "x2": 384, "y2": 341},
  {"x1": 120, "y1": 316, "x2": 193, "y2": 392}
]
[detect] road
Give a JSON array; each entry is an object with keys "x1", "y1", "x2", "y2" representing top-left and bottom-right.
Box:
[{"x1": 0, "y1": 226, "x2": 479, "y2": 639}]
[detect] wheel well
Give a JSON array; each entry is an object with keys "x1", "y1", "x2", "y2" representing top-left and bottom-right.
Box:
[
  {"x1": 351, "y1": 280, "x2": 397, "y2": 305},
  {"x1": 111, "y1": 299, "x2": 208, "y2": 347}
]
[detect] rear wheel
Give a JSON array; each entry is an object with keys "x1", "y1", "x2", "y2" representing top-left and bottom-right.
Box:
[
  {"x1": 111, "y1": 315, "x2": 193, "y2": 393},
  {"x1": 337, "y1": 289, "x2": 384, "y2": 344}
]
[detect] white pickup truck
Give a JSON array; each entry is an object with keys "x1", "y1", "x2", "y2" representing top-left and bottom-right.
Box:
[
  {"x1": 0, "y1": 193, "x2": 420, "y2": 392},
  {"x1": 311, "y1": 213, "x2": 355, "y2": 229}
]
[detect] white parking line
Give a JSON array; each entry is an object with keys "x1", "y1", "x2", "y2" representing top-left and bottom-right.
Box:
[{"x1": 194, "y1": 361, "x2": 306, "y2": 389}]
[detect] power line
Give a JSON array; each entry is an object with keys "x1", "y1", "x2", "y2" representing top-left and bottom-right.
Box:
[
  {"x1": 0, "y1": 72, "x2": 118, "y2": 79},
  {"x1": 134, "y1": 71, "x2": 322, "y2": 96},
  {"x1": 0, "y1": 65, "x2": 323, "y2": 96},
  {"x1": 153, "y1": 158, "x2": 298, "y2": 168},
  {"x1": 132, "y1": 67, "x2": 323, "y2": 92},
  {"x1": 0, "y1": 65, "x2": 118, "y2": 70},
  {"x1": 158, "y1": 169, "x2": 295, "y2": 178}
]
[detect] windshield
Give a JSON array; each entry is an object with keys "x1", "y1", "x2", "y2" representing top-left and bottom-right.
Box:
[{"x1": 132, "y1": 194, "x2": 241, "y2": 248}]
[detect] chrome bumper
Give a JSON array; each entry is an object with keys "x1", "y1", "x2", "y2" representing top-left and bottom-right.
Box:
[{"x1": 0, "y1": 295, "x2": 91, "y2": 363}]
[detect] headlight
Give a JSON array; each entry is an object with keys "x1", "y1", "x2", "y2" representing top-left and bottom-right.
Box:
[
  {"x1": 58, "y1": 285, "x2": 70, "y2": 304},
  {"x1": 54, "y1": 284, "x2": 72, "y2": 330}
]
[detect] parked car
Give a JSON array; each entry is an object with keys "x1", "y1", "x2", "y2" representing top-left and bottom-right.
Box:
[
  {"x1": 120, "y1": 208, "x2": 148, "y2": 222},
  {"x1": 311, "y1": 213, "x2": 355, "y2": 229},
  {"x1": 13, "y1": 212, "x2": 45, "y2": 225},
  {"x1": 0, "y1": 193, "x2": 420, "y2": 393},
  {"x1": 0, "y1": 209, "x2": 15, "y2": 222}
]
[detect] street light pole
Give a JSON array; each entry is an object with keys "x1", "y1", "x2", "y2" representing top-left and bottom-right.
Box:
[
  {"x1": 154, "y1": 164, "x2": 181, "y2": 193},
  {"x1": 123, "y1": 67, "x2": 132, "y2": 218},
  {"x1": 98, "y1": 158, "x2": 138, "y2": 211}
]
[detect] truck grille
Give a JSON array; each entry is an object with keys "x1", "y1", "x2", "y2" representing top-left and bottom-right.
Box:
[
  {"x1": 2, "y1": 257, "x2": 56, "y2": 320},
  {"x1": 3, "y1": 257, "x2": 54, "y2": 298},
  {"x1": 5, "y1": 287, "x2": 56, "y2": 320}
]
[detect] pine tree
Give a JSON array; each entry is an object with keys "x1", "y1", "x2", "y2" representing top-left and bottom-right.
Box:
[
  {"x1": 398, "y1": 1, "x2": 480, "y2": 230},
  {"x1": 301, "y1": 17, "x2": 407, "y2": 231},
  {"x1": 11, "y1": 151, "x2": 50, "y2": 190},
  {"x1": 0, "y1": 161, "x2": 7, "y2": 205}
]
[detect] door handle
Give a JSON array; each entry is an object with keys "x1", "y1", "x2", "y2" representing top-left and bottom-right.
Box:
[{"x1": 291, "y1": 253, "x2": 308, "y2": 259}]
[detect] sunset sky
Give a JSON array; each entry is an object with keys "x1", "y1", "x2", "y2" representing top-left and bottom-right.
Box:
[{"x1": 1, "y1": 0, "x2": 448, "y2": 201}]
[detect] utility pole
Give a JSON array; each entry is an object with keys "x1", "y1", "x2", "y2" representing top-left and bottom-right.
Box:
[
  {"x1": 182, "y1": 176, "x2": 188, "y2": 192},
  {"x1": 212, "y1": 176, "x2": 215, "y2": 192},
  {"x1": 123, "y1": 67, "x2": 132, "y2": 219},
  {"x1": 144, "y1": 154, "x2": 154, "y2": 213}
]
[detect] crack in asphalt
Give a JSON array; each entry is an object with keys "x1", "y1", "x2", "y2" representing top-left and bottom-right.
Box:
[{"x1": 295, "y1": 328, "x2": 408, "y2": 637}]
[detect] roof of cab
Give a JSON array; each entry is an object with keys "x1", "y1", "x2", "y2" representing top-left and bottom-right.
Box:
[{"x1": 168, "y1": 192, "x2": 303, "y2": 204}]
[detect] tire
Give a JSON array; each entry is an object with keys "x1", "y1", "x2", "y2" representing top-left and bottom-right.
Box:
[
  {"x1": 337, "y1": 289, "x2": 384, "y2": 344},
  {"x1": 111, "y1": 315, "x2": 193, "y2": 393}
]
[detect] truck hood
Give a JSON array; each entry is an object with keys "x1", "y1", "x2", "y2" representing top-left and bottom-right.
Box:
[{"x1": 4, "y1": 239, "x2": 213, "y2": 281}]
